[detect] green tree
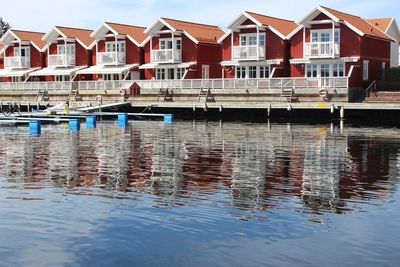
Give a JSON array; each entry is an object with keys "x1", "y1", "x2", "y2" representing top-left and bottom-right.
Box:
[{"x1": 0, "y1": 17, "x2": 11, "y2": 37}]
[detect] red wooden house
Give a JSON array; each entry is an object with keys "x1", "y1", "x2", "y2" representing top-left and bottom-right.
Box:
[
  {"x1": 141, "y1": 18, "x2": 225, "y2": 80},
  {"x1": 0, "y1": 29, "x2": 46, "y2": 82},
  {"x1": 76, "y1": 22, "x2": 147, "y2": 81},
  {"x1": 219, "y1": 11, "x2": 298, "y2": 79},
  {"x1": 288, "y1": 6, "x2": 393, "y2": 88},
  {"x1": 29, "y1": 26, "x2": 95, "y2": 82}
]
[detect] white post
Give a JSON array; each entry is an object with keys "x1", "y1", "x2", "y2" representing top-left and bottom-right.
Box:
[
  {"x1": 96, "y1": 40, "x2": 99, "y2": 65},
  {"x1": 331, "y1": 21, "x2": 335, "y2": 58},
  {"x1": 19, "y1": 42, "x2": 22, "y2": 69},
  {"x1": 64, "y1": 38, "x2": 67, "y2": 67},
  {"x1": 114, "y1": 35, "x2": 118, "y2": 65},
  {"x1": 256, "y1": 26, "x2": 260, "y2": 61},
  {"x1": 171, "y1": 31, "x2": 175, "y2": 63},
  {"x1": 231, "y1": 31, "x2": 234, "y2": 61},
  {"x1": 150, "y1": 36, "x2": 153, "y2": 63},
  {"x1": 303, "y1": 26, "x2": 306, "y2": 58}
]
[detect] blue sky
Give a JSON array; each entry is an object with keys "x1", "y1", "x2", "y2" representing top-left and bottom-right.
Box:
[{"x1": 2, "y1": 0, "x2": 400, "y2": 32}]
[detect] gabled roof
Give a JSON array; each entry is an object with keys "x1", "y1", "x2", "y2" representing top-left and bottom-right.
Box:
[
  {"x1": 0, "y1": 29, "x2": 47, "y2": 51},
  {"x1": 91, "y1": 22, "x2": 147, "y2": 48},
  {"x1": 367, "y1": 18, "x2": 392, "y2": 33},
  {"x1": 245, "y1": 12, "x2": 299, "y2": 37},
  {"x1": 56, "y1": 26, "x2": 95, "y2": 48},
  {"x1": 289, "y1": 6, "x2": 393, "y2": 41},
  {"x1": 367, "y1": 18, "x2": 400, "y2": 42},
  {"x1": 322, "y1": 6, "x2": 392, "y2": 41},
  {"x1": 219, "y1": 11, "x2": 298, "y2": 43},
  {"x1": 144, "y1": 18, "x2": 225, "y2": 45}
]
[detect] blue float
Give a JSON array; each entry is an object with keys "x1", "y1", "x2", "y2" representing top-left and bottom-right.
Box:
[
  {"x1": 86, "y1": 116, "x2": 96, "y2": 128},
  {"x1": 164, "y1": 114, "x2": 174, "y2": 123},
  {"x1": 29, "y1": 121, "x2": 41, "y2": 136},
  {"x1": 118, "y1": 113, "x2": 128, "y2": 127},
  {"x1": 69, "y1": 119, "x2": 80, "y2": 132}
]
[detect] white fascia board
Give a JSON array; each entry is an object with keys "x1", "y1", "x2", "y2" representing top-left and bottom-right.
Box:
[
  {"x1": 126, "y1": 35, "x2": 141, "y2": 47},
  {"x1": 268, "y1": 26, "x2": 286, "y2": 40},
  {"x1": 140, "y1": 36, "x2": 151, "y2": 47},
  {"x1": 286, "y1": 25, "x2": 304, "y2": 39},
  {"x1": 226, "y1": 12, "x2": 250, "y2": 29},
  {"x1": 242, "y1": 12, "x2": 263, "y2": 27},
  {"x1": 298, "y1": 6, "x2": 339, "y2": 25},
  {"x1": 183, "y1": 31, "x2": 199, "y2": 44},
  {"x1": 218, "y1": 30, "x2": 232, "y2": 44}
]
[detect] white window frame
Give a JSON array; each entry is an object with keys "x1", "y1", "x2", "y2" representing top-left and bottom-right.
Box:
[
  {"x1": 14, "y1": 46, "x2": 30, "y2": 57},
  {"x1": 202, "y1": 65, "x2": 210, "y2": 79},
  {"x1": 310, "y1": 29, "x2": 340, "y2": 43},
  {"x1": 305, "y1": 63, "x2": 345, "y2": 78},
  {"x1": 363, "y1": 60, "x2": 369, "y2": 81},
  {"x1": 105, "y1": 41, "x2": 126, "y2": 53},
  {"x1": 57, "y1": 44, "x2": 75, "y2": 55},
  {"x1": 159, "y1": 38, "x2": 182, "y2": 50},
  {"x1": 239, "y1": 33, "x2": 266, "y2": 47},
  {"x1": 235, "y1": 65, "x2": 271, "y2": 79}
]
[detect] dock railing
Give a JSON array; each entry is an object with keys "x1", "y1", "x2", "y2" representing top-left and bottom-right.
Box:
[{"x1": 0, "y1": 77, "x2": 348, "y2": 91}]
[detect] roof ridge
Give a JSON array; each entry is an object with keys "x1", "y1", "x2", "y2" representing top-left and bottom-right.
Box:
[
  {"x1": 12, "y1": 29, "x2": 46, "y2": 35},
  {"x1": 320, "y1": 5, "x2": 363, "y2": 20},
  {"x1": 105, "y1": 22, "x2": 146, "y2": 29},
  {"x1": 161, "y1": 18, "x2": 221, "y2": 29},
  {"x1": 245, "y1": 11, "x2": 296, "y2": 23},
  {"x1": 55, "y1": 26, "x2": 93, "y2": 32}
]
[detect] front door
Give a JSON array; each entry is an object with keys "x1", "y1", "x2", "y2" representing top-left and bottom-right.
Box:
[{"x1": 202, "y1": 65, "x2": 210, "y2": 79}]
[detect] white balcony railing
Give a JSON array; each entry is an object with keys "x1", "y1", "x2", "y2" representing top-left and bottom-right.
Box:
[
  {"x1": 0, "y1": 81, "x2": 74, "y2": 90},
  {"x1": 304, "y1": 42, "x2": 340, "y2": 58},
  {"x1": 0, "y1": 78, "x2": 349, "y2": 91},
  {"x1": 97, "y1": 52, "x2": 126, "y2": 65},
  {"x1": 48, "y1": 54, "x2": 76, "y2": 67},
  {"x1": 78, "y1": 80, "x2": 136, "y2": 90},
  {"x1": 132, "y1": 77, "x2": 348, "y2": 90},
  {"x1": 151, "y1": 49, "x2": 182, "y2": 63},
  {"x1": 233, "y1": 45, "x2": 265, "y2": 60},
  {"x1": 4, "y1": 56, "x2": 30, "y2": 69}
]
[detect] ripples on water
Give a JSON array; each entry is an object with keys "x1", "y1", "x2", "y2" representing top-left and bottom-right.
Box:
[{"x1": 0, "y1": 121, "x2": 400, "y2": 267}]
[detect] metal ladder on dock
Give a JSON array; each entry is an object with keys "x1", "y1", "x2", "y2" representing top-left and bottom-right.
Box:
[
  {"x1": 198, "y1": 87, "x2": 212, "y2": 103},
  {"x1": 280, "y1": 88, "x2": 295, "y2": 102},
  {"x1": 36, "y1": 88, "x2": 49, "y2": 102},
  {"x1": 157, "y1": 88, "x2": 172, "y2": 102},
  {"x1": 68, "y1": 87, "x2": 81, "y2": 102}
]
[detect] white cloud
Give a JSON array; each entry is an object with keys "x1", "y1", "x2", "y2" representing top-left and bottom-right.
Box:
[{"x1": 1, "y1": 0, "x2": 399, "y2": 33}]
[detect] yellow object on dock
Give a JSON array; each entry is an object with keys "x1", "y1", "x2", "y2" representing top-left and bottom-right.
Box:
[{"x1": 64, "y1": 103, "x2": 70, "y2": 115}]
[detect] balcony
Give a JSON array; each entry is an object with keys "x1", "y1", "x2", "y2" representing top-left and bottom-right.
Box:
[
  {"x1": 48, "y1": 54, "x2": 76, "y2": 67},
  {"x1": 4, "y1": 56, "x2": 30, "y2": 69},
  {"x1": 304, "y1": 42, "x2": 340, "y2": 58},
  {"x1": 97, "y1": 52, "x2": 126, "y2": 65},
  {"x1": 151, "y1": 49, "x2": 182, "y2": 63},
  {"x1": 233, "y1": 45, "x2": 265, "y2": 61}
]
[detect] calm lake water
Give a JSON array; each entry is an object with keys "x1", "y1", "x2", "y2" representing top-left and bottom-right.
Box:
[{"x1": 0, "y1": 120, "x2": 399, "y2": 267}]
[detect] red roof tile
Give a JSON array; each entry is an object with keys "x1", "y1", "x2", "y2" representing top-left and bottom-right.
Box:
[
  {"x1": 246, "y1": 11, "x2": 299, "y2": 37},
  {"x1": 162, "y1": 18, "x2": 225, "y2": 44},
  {"x1": 12, "y1": 30, "x2": 47, "y2": 50},
  {"x1": 321, "y1": 6, "x2": 392, "y2": 41},
  {"x1": 56, "y1": 26, "x2": 95, "y2": 48},
  {"x1": 366, "y1": 18, "x2": 392, "y2": 33},
  {"x1": 106, "y1": 22, "x2": 148, "y2": 44}
]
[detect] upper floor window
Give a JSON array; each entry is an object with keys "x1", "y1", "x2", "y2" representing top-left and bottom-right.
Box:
[
  {"x1": 106, "y1": 41, "x2": 125, "y2": 53},
  {"x1": 57, "y1": 44, "x2": 75, "y2": 56},
  {"x1": 14, "y1": 47, "x2": 30, "y2": 57},
  {"x1": 310, "y1": 30, "x2": 340, "y2": 43},
  {"x1": 160, "y1": 39, "x2": 181, "y2": 50},
  {"x1": 240, "y1": 34, "x2": 265, "y2": 46}
]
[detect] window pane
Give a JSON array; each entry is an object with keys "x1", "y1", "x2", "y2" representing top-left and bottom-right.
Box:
[
  {"x1": 311, "y1": 32, "x2": 318, "y2": 42},
  {"x1": 240, "y1": 36, "x2": 246, "y2": 46},
  {"x1": 259, "y1": 34, "x2": 265, "y2": 46}
]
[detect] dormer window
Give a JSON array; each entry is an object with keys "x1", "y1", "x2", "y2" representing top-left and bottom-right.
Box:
[
  {"x1": 57, "y1": 44, "x2": 75, "y2": 56},
  {"x1": 240, "y1": 34, "x2": 265, "y2": 46}
]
